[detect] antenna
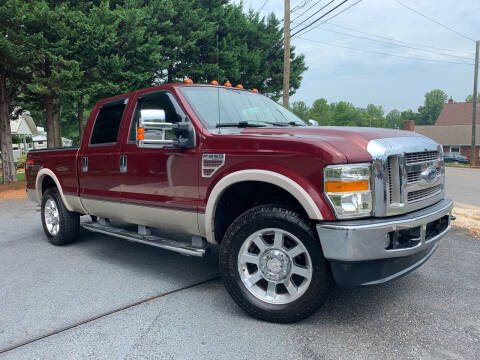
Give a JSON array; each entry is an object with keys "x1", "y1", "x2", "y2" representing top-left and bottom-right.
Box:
[{"x1": 217, "y1": 31, "x2": 221, "y2": 129}]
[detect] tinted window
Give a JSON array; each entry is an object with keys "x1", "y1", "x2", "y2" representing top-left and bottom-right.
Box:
[
  {"x1": 179, "y1": 86, "x2": 305, "y2": 129},
  {"x1": 129, "y1": 92, "x2": 183, "y2": 142},
  {"x1": 90, "y1": 101, "x2": 126, "y2": 145}
]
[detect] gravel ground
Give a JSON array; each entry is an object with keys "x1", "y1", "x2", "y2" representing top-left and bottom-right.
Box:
[{"x1": 1, "y1": 199, "x2": 479, "y2": 359}]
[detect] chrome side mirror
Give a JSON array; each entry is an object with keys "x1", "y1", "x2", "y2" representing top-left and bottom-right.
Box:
[
  {"x1": 137, "y1": 109, "x2": 194, "y2": 149},
  {"x1": 308, "y1": 119, "x2": 319, "y2": 127}
]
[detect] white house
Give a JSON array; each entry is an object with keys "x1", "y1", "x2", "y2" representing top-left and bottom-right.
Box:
[{"x1": 8, "y1": 110, "x2": 73, "y2": 162}]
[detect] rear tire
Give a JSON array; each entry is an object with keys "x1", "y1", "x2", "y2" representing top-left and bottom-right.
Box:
[
  {"x1": 41, "y1": 187, "x2": 80, "y2": 245},
  {"x1": 220, "y1": 204, "x2": 333, "y2": 323}
]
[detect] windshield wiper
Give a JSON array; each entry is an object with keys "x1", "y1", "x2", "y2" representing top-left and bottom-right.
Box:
[
  {"x1": 216, "y1": 121, "x2": 267, "y2": 128},
  {"x1": 275, "y1": 121, "x2": 305, "y2": 127}
]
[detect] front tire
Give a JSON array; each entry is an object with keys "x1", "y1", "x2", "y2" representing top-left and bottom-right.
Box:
[
  {"x1": 220, "y1": 205, "x2": 333, "y2": 323},
  {"x1": 41, "y1": 187, "x2": 80, "y2": 245}
]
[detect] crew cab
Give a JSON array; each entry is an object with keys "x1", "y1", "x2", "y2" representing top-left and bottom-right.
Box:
[{"x1": 26, "y1": 83, "x2": 453, "y2": 323}]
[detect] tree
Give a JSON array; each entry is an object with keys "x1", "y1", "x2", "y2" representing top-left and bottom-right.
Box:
[
  {"x1": 0, "y1": 0, "x2": 32, "y2": 183},
  {"x1": 417, "y1": 89, "x2": 447, "y2": 125},
  {"x1": 466, "y1": 94, "x2": 480, "y2": 102},
  {"x1": 386, "y1": 110, "x2": 401, "y2": 129},
  {"x1": 308, "y1": 98, "x2": 330, "y2": 125},
  {"x1": 290, "y1": 101, "x2": 309, "y2": 121}
]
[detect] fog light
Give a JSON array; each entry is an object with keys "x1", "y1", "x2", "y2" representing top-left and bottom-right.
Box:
[{"x1": 384, "y1": 235, "x2": 391, "y2": 249}]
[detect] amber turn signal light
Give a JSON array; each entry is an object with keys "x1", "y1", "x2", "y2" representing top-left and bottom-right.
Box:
[
  {"x1": 137, "y1": 127, "x2": 145, "y2": 141},
  {"x1": 184, "y1": 78, "x2": 193, "y2": 84},
  {"x1": 324, "y1": 180, "x2": 369, "y2": 193}
]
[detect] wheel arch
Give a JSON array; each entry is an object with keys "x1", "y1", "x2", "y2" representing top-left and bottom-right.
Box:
[
  {"x1": 36, "y1": 168, "x2": 75, "y2": 212},
  {"x1": 204, "y1": 170, "x2": 323, "y2": 244}
]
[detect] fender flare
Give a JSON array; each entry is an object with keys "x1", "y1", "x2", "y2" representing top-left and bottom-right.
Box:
[
  {"x1": 35, "y1": 168, "x2": 74, "y2": 212},
  {"x1": 204, "y1": 169, "x2": 323, "y2": 244}
]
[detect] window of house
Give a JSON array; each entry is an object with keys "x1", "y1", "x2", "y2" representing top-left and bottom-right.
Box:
[
  {"x1": 90, "y1": 100, "x2": 127, "y2": 145},
  {"x1": 450, "y1": 146, "x2": 460, "y2": 153}
]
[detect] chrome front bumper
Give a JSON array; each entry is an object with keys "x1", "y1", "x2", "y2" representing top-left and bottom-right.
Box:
[{"x1": 316, "y1": 198, "x2": 453, "y2": 262}]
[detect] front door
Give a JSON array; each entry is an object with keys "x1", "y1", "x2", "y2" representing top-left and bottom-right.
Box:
[
  {"x1": 78, "y1": 97, "x2": 130, "y2": 219},
  {"x1": 120, "y1": 90, "x2": 200, "y2": 235}
]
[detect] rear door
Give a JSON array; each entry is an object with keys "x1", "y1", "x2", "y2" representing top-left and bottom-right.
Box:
[
  {"x1": 119, "y1": 90, "x2": 200, "y2": 235},
  {"x1": 78, "y1": 97, "x2": 131, "y2": 219}
]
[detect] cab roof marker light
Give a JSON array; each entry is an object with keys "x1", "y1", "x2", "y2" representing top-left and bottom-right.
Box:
[
  {"x1": 210, "y1": 80, "x2": 219, "y2": 85},
  {"x1": 223, "y1": 81, "x2": 232, "y2": 87},
  {"x1": 235, "y1": 84, "x2": 243, "y2": 89},
  {"x1": 251, "y1": 88, "x2": 259, "y2": 93},
  {"x1": 184, "y1": 78, "x2": 193, "y2": 84}
]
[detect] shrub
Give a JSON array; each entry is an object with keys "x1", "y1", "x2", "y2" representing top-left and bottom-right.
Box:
[{"x1": 16, "y1": 154, "x2": 27, "y2": 170}]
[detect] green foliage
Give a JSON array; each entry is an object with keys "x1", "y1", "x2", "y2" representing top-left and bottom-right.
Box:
[
  {"x1": 466, "y1": 94, "x2": 480, "y2": 102},
  {"x1": 290, "y1": 101, "x2": 309, "y2": 121},
  {"x1": 417, "y1": 89, "x2": 447, "y2": 125},
  {"x1": 6, "y1": 0, "x2": 307, "y2": 144},
  {"x1": 15, "y1": 154, "x2": 27, "y2": 170}
]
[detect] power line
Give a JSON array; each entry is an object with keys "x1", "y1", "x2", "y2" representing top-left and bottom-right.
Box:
[
  {"x1": 298, "y1": 37, "x2": 475, "y2": 66},
  {"x1": 291, "y1": 0, "x2": 316, "y2": 14},
  {"x1": 290, "y1": 0, "x2": 350, "y2": 38},
  {"x1": 326, "y1": 23, "x2": 476, "y2": 56},
  {"x1": 294, "y1": 0, "x2": 363, "y2": 37},
  {"x1": 314, "y1": 27, "x2": 474, "y2": 60},
  {"x1": 291, "y1": 0, "x2": 324, "y2": 23},
  {"x1": 291, "y1": 0, "x2": 336, "y2": 31},
  {"x1": 393, "y1": 0, "x2": 475, "y2": 43},
  {"x1": 258, "y1": 0, "x2": 270, "y2": 12}
]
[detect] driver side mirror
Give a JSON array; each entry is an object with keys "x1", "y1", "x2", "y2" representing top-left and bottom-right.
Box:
[{"x1": 136, "y1": 109, "x2": 194, "y2": 149}]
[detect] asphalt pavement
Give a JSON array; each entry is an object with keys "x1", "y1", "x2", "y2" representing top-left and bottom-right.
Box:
[
  {"x1": 446, "y1": 166, "x2": 480, "y2": 207},
  {"x1": 1, "y1": 199, "x2": 479, "y2": 359}
]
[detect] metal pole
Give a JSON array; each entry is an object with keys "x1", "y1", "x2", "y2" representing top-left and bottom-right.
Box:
[
  {"x1": 282, "y1": 0, "x2": 291, "y2": 109},
  {"x1": 471, "y1": 40, "x2": 479, "y2": 167}
]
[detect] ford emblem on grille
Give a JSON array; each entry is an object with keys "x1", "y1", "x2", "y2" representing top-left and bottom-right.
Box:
[{"x1": 422, "y1": 167, "x2": 437, "y2": 183}]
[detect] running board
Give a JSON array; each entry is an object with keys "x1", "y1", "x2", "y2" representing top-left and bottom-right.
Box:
[{"x1": 81, "y1": 221, "x2": 207, "y2": 257}]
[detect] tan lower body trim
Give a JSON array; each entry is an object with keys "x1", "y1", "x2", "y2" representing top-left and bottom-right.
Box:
[{"x1": 81, "y1": 198, "x2": 200, "y2": 236}]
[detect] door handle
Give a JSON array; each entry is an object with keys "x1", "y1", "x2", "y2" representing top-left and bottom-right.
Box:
[
  {"x1": 82, "y1": 157, "x2": 88, "y2": 172},
  {"x1": 120, "y1": 155, "x2": 127, "y2": 173}
]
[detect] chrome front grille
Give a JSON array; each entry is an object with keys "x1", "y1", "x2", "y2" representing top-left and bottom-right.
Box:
[
  {"x1": 405, "y1": 151, "x2": 438, "y2": 164},
  {"x1": 368, "y1": 136, "x2": 445, "y2": 217},
  {"x1": 407, "y1": 185, "x2": 442, "y2": 202}
]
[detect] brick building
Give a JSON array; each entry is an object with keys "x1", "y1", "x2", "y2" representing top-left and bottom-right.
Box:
[{"x1": 406, "y1": 98, "x2": 480, "y2": 166}]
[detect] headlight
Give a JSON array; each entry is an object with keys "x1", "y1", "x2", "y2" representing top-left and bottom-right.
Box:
[{"x1": 323, "y1": 163, "x2": 372, "y2": 219}]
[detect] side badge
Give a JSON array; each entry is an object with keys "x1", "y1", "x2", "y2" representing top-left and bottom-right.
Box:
[{"x1": 202, "y1": 154, "x2": 225, "y2": 177}]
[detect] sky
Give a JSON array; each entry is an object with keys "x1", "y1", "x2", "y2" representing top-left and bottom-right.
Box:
[{"x1": 238, "y1": 0, "x2": 480, "y2": 113}]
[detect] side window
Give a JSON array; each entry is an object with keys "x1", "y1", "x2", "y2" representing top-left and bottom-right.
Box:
[
  {"x1": 129, "y1": 92, "x2": 184, "y2": 142},
  {"x1": 90, "y1": 101, "x2": 127, "y2": 145}
]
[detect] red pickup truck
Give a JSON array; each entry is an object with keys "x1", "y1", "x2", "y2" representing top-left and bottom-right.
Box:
[{"x1": 26, "y1": 83, "x2": 453, "y2": 322}]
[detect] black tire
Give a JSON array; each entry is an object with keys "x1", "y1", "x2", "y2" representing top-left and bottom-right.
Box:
[
  {"x1": 41, "y1": 187, "x2": 80, "y2": 245},
  {"x1": 219, "y1": 204, "x2": 333, "y2": 323}
]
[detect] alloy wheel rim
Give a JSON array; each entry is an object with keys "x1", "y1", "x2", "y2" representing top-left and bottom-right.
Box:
[
  {"x1": 44, "y1": 198, "x2": 60, "y2": 236},
  {"x1": 237, "y1": 228, "x2": 313, "y2": 305}
]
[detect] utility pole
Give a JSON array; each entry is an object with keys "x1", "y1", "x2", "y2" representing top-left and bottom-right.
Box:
[
  {"x1": 471, "y1": 40, "x2": 479, "y2": 167},
  {"x1": 282, "y1": 0, "x2": 291, "y2": 109}
]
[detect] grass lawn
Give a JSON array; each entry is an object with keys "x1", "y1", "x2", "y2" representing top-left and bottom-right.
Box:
[
  {"x1": 0, "y1": 172, "x2": 26, "y2": 183},
  {"x1": 445, "y1": 163, "x2": 476, "y2": 168}
]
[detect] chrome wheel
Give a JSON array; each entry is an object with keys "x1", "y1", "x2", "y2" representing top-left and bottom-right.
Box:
[
  {"x1": 44, "y1": 198, "x2": 60, "y2": 236},
  {"x1": 237, "y1": 228, "x2": 313, "y2": 305}
]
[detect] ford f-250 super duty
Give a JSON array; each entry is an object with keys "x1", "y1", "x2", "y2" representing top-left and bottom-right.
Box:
[{"x1": 26, "y1": 82, "x2": 453, "y2": 323}]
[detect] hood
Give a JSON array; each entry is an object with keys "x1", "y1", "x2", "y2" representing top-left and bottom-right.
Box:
[{"x1": 236, "y1": 126, "x2": 423, "y2": 163}]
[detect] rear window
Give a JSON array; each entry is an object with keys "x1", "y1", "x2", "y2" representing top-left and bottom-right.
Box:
[{"x1": 90, "y1": 100, "x2": 127, "y2": 145}]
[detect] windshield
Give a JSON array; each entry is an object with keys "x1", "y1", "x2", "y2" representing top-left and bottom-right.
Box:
[{"x1": 179, "y1": 86, "x2": 305, "y2": 128}]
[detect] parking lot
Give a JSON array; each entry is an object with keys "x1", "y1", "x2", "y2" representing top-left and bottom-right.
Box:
[{"x1": 1, "y1": 169, "x2": 479, "y2": 359}]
